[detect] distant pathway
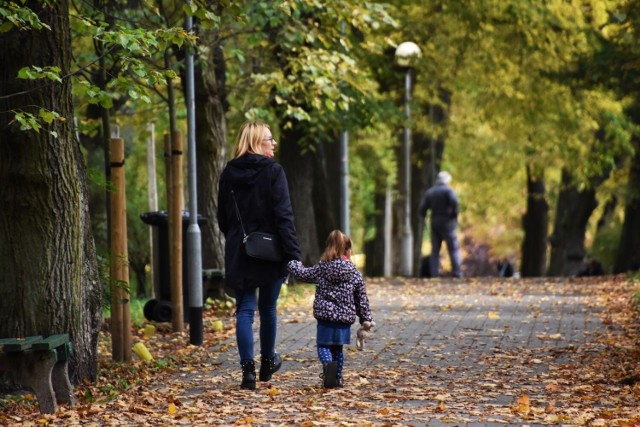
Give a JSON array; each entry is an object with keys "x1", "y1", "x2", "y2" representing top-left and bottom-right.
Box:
[{"x1": 187, "y1": 277, "x2": 636, "y2": 426}]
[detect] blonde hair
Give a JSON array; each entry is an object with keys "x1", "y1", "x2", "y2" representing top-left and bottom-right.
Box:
[
  {"x1": 233, "y1": 121, "x2": 270, "y2": 158},
  {"x1": 320, "y1": 230, "x2": 352, "y2": 262}
]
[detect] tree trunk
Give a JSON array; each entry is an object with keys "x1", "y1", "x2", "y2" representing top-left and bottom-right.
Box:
[
  {"x1": 520, "y1": 166, "x2": 548, "y2": 277},
  {"x1": 547, "y1": 169, "x2": 598, "y2": 276},
  {"x1": 412, "y1": 93, "x2": 449, "y2": 275},
  {"x1": 0, "y1": 1, "x2": 101, "y2": 383},
  {"x1": 614, "y1": 135, "x2": 640, "y2": 273},
  {"x1": 313, "y1": 139, "x2": 340, "y2": 245},
  {"x1": 364, "y1": 191, "x2": 387, "y2": 277},
  {"x1": 192, "y1": 27, "x2": 227, "y2": 271},
  {"x1": 279, "y1": 124, "x2": 321, "y2": 264}
]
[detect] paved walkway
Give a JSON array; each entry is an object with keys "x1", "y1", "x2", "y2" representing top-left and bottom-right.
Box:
[{"x1": 197, "y1": 277, "x2": 629, "y2": 426}]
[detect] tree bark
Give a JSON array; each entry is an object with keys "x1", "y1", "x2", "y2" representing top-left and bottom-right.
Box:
[
  {"x1": 547, "y1": 169, "x2": 598, "y2": 276},
  {"x1": 313, "y1": 139, "x2": 339, "y2": 246},
  {"x1": 364, "y1": 191, "x2": 387, "y2": 277},
  {"x1": 614, "y1": 135, "x2": 640, "y2": 273},
  {"x1": 0, "y1": 1, "x2": 101, "y2": 383},
  {"x1": 191, "y1": 26, "x2": 227, "y2": 271},
  {"x1": 520, "y1": 166, "x2": 548, "y2": 277},
  {"x1": 279, "y1": 123, "x2": 321, "y2": 264}
]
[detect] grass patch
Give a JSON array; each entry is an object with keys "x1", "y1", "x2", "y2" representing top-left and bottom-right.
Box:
[
  {"x1": 279, "y1": 282, "x2": 315, "y2": 309},
  {"x1": 102, "y1": 298, "x2": 149, "y2": 327}
]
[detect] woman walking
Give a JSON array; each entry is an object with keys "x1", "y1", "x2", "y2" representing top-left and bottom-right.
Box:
[{"x1": 217, "y1": 121, "x2": 301, "y2": 390}]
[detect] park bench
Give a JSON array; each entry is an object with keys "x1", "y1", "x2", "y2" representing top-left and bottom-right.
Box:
[{"x1": 0, "y1": 334, "x2": 74, "y2": 414}]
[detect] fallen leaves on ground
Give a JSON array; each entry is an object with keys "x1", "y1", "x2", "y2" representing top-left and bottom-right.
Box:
[{"x1": 1, "y1": 276, "x2": 640, "y2": 426}]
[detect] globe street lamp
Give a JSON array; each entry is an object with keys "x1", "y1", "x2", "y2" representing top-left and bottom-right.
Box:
[{"x1": 395, "y1": 41, "x2": 421, "y2": 276}]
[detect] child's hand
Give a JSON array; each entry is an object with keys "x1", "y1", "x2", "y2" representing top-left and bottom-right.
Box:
[{"x1": 362, "y1": 320, "x2": 375, "y2": 331}]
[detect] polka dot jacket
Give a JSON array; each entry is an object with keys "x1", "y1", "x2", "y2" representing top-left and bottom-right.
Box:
[{"x1": 287, "y1": 259, "x2": 373, "y2": 325}]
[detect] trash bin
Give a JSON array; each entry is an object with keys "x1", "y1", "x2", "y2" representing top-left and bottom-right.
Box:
[{"x1": 140, "y1": 210, "x2": 208, "y2": 323}]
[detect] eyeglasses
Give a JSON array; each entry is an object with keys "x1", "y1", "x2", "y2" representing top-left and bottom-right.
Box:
[{"x1": 263, "y1": 137, "x2": 275, "y2": 142}]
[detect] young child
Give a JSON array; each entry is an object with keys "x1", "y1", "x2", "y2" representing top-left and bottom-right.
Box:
[{"x1": 287, "y1": 230, "x2": 374, "y2": 388}]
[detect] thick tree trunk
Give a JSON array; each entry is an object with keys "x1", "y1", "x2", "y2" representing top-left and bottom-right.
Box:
[
  {"x1": 547, "y1": 169, "x2": 598, "y2": 276},
  {"x1": 614, "y1": 136, "x2": 640, "y2": 273},
  {"x1": 192, "y1": 28, "x2": 227, "y2": 271},
  {"x1": 520, "y1": 166, "x2": 549, "y2": 277},
  {"x1": 313, "y1": 139, "x2": 340, "y2": 244},
  {"x1": 0, "y1": 2, "x2": 101, "y2": 383},
  {"x1": 279, "y1": 124, "x2": 321, "y2": 264}
]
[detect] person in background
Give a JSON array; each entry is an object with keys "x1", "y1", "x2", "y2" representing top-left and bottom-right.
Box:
[
  {"x1": 217, "y1": 121, "x2": 301, "y2": 390},
  {"x1": 287, "y1": 230, "x2": 374, "y2": 388},
  {"x1": 418, "y1": 171, "x2": 463, "y2": 278}
]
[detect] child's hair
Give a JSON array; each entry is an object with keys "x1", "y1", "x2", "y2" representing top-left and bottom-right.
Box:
[{"x1": 320, "y1": 230, "x2": 352, "y2": 262}]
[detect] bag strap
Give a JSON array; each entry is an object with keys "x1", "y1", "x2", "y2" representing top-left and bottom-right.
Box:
[{"x1": 230, "y1": 190, "x2": 248, "y2": 240}]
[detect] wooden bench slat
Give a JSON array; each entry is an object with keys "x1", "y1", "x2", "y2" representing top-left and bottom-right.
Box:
[
  {"x1": 1, "y1": 336, "x2": 44, "y2": 352},
  {"x1": 32, "y1": 334, "x2": 70, "y2": 351}
]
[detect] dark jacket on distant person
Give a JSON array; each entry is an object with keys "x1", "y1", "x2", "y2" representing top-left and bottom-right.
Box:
[
  {"x1": 418, "y1": 182, "x2": 459, "y2": 227},
  {"x1": 217, "y1": 153, "x2": 301, "y2": 290}
]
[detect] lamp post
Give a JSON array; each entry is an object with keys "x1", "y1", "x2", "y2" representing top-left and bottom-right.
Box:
[
  {"x1": 185, "y1": 4, "x2": 203, "y2": 345},
  {"x1": 395, "y1": 41, "x2": 421, "y2": 277}
]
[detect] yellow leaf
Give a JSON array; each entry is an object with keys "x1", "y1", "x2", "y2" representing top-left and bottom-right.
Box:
[
  {"x1": 143, "y1": 324, "x2": 156, "y2": 337},
  {"x1": 168, "y1": 403, "x2": 177, "y2": 415},
  {"x1": 436, "y1": 401, "x2": 446, "y2": 412},
  {"x1": 545, "y1": 383, "x2": 560, "y2": 392},
  {"x1": 488, "y1": 311, "x2": 500, "y2": 319},
  {"x1": 266, "y1": 387, "x2": 281, "y2": 396},
  {"x1": 513, "y1": 394, "x2": 530, "y2": 418},
  {"x1": 545, "y1": 400, "x2": 556, "y2": 413}
]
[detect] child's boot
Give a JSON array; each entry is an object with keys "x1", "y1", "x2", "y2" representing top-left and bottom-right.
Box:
[
  {"x1": 259, "y1": 353, "x2": 282, "y2": 381},
  {"x1": 240, "y1": 360, "x2": 256, "y2": 390},
  {"x1": 322, "y1": 361, "x2": 339, "y2": 388}
]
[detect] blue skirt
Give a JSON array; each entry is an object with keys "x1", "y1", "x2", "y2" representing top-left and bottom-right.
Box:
[{"x1": 317, "y1": 320, "x2": 351, "y2": 346}]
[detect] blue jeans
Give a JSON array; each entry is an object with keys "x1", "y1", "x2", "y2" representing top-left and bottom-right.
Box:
[{"x1": 235, "y1": 278, "x2": 283, "y2": 364}]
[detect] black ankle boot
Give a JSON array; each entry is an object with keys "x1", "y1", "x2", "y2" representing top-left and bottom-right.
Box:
[
  {"x1": 240, "y1": 360, "x2": 256, "y2": 390},
  {"x1": 322, "y1": 361, "x2": 339, "y2": 388},
  {"x1": 259, "y1": 353, "x2": 282, "y2": 381}
]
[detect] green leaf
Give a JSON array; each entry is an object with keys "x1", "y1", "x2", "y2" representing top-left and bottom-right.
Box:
[
  {"x1": 17, "y1": 67, "x2": 35, "y2": 80},
  {"x1": 39, "y1": 109, "x2": 58, "y2": 124},
  {"x1": 0, "y1": 21, "x2": 13, "y2": 33},
  {"x1": 183, "y1": 3, "x2": 197, "y2": 16}
]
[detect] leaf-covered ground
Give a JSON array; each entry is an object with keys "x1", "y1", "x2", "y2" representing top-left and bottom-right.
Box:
[{"x1": 2, "y1": 276, "x2": 640, "y2": 426}]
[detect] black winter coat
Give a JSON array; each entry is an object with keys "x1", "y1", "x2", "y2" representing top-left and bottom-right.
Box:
[
  {"x1": 217, "y1": 153, "x2": 301, "y2": 290},
  {"x1": 418, "y1": 183, "x2": 459, "y2": 227}
]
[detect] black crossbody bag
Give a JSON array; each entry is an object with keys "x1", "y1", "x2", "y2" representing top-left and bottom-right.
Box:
[{"x1": 231, "y1": 190, "x2": 283, "y2": 263}]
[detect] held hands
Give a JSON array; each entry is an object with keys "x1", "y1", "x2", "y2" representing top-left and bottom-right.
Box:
[{"x1": 356, "y1": 320, "x2": 376, "y2": 351}]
